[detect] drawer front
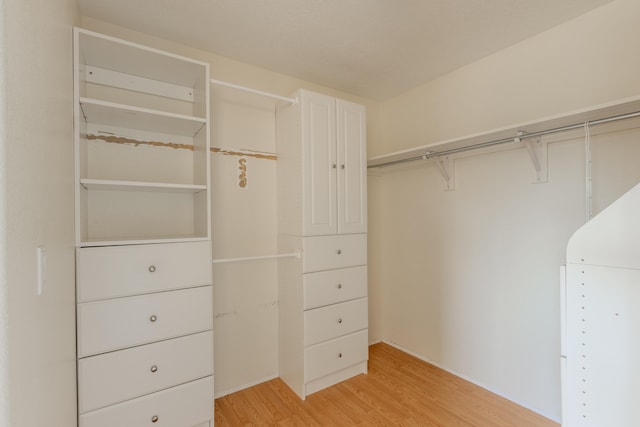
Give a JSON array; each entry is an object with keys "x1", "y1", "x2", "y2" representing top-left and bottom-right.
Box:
[
  {"x1": 77, "y1": 241, "x2": 212, "y2": 302},
  {"x1": 78, "y1": 286, "x2": 212, "y2": 357},
  {"x1": 304, "y1": 266, "x2": 367, "y2": 310},
  {"x1": 303, "y1": 234, "x2": 367, "y2": 273},
  {"x1": 304, "y1": 298, "x2": 368, "y2": 346},
  {"x1": 305, "y1": 329, "x2": 368, "y2": 382},
  {"x1": 80, "y1": 376, "x2": 213, "y2": 427},
  {"x1": 79, "y1": 330, "x2": 214, "y2": 413}
]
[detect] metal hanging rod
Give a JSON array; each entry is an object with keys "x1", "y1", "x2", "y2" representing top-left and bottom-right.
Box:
[
  {"x1": 210, "y1": 79, "x2": 297, "y2": 104},
  {"x1": 212, "y1": 252, "x2": 300, "y2": 264},
  {"x1": 368, "y1": 110, "x2": 640, "y2": 169}
]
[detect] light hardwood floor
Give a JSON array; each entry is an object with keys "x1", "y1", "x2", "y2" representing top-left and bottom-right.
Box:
[{"x1": 215, "y1": 342, "x2": 559, "y2": 426}]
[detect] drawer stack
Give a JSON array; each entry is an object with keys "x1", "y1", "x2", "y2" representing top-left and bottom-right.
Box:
[
  {"x1": 302, "y1": 234, "x2": 368, "y2": 396},
  {"x1": 76, "y1": 241, "x2": 214, "y2": 427}
]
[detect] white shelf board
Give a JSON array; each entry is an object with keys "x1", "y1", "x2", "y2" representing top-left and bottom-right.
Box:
[
  {"x1": 77, "y1": 28, "x2": 207, "y2": 89},
  {"x1": 79, "y1": 235, "x2": 209, "y2": 248},
  {"x1": 80, "y1": 98, "x2": 205, "y2": 137},
  {"x1": 80, "y1": 179, "x2": 207, "y2": 193},
  {"x1": 368, "y1": 95, "x2": 640, "y2": 168}
]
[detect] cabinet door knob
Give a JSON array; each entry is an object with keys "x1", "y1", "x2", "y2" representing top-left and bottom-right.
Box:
[
  {"x1": 337, "y1": 318, "x2": 343, "y2": 324},
  {"x1": 331, "y1": 163, "x2": 337, "y2": 169},
  {"x1": 337, "y1": 352, "x2": 343, "y2": 358},
  {"x1": 151, "y1": 415, "x2": 159, "y2": 423},
  {"x1": 337, "y1": 249, "x2": 342, "y2": 255},
  {"x1": 340, "y1": 164, "x2": 345, "y2": 169},
  {"x1": 337, "y1": 283, "x2": 342, "y2": 289},
  {"x1": 148, "y1": 265, "x2": 156, "y2": 273},
  {"x1": 149, "y1": 315, "x2": 158, "y2": 322},
  {"x1": 150, "y1": 365, "x2": 158, "y2": 373}
]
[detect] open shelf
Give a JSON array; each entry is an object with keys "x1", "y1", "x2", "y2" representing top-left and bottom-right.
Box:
[
  {"x1": 368, "y1": 95, "x2": 640, "y2": 168},
  {"x1": 80, "y1": 98, "x2": 205, "y2": 137},
  {"x1": 80, "y1": 179, "x2": 207, "y2": 193}
]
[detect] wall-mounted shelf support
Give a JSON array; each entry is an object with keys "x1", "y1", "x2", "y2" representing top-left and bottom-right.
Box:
[
  {"x1": 518, "y1": 134, "x2": 548, "y2": 183},
  {"x1": 435, "y1": 156, "x2": 455, "y2": 191}
]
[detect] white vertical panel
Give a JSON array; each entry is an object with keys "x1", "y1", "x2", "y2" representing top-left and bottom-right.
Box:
[
  {"x1": 302, "y1": 90, "x2": 337, "y2": 236},
  {"x1": 337, "y1": 99, "x2": 367, "y2": 234}
]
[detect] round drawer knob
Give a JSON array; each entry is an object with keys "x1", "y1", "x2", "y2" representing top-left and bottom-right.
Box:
[
  {"x1": 149, "y1": 315, "x2": 158, "y2": 323},
  {"x1": 337, "y1": 249, "x2": 342, "y2": 255},
  {"x1": 331, "y1": 163, "x2": 337, "y2": 169},
  {"x1": 340, "y1": 164, "x2": 345, "y2": 169},
  {"x1": 337, "y1": 283, "x2": 342, "y2": 289},
  {"x1": 150, "y1": 365, "x2": 158, "y2": 373},
  {"x1": 337, "y1": 352, "x2": 343, "y2": 358},
  {"x1": 151, "y1": 415, "x2": 159, "y2": 423},
  {"x1": 337, "y1": 318, "x2": 343, "y2": 324},
  {"x1": 148, "y1": 265, "x2": 156, "y2": 273}
]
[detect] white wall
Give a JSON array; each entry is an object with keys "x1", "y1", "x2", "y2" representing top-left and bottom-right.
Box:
[
  {"x1": 79, "y1": 17, "x2": 378, "y2": 396},
  {"x1": 1, "y1": 0, "x2": 78, "y2": 426},
  {"x1": 373, "y1": 0, "x2": 640, "y2": 421}
]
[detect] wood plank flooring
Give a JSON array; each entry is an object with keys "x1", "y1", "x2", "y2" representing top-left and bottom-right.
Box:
[{"x1": 214, "y1": 342, "x2": 559, "y2": 426}]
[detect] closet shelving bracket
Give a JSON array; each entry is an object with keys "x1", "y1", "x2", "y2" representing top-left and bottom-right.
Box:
[
  {"x1": 517, "y1": 133, "x2": 548, "y2": 183},
  {"x1": 435, "y1": 156, "x2": 455, "y2": 191}
]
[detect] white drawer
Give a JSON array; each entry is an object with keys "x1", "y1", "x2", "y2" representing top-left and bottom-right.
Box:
[
  {"x1": 77, "y1": 241, "x2": 212, "y2": 302},
  {"x1": 80, "y1": 376, "x2": 213, "y2": 427},
  {"x1": 79, "y1": 330, "x2": 213, "y2": 413},
  {"x1": 303, "y1": 234, "x2": 367, "y2": 273},
  {"x1": 305, "y1": 329, "x2": 368, "y2": 383},
  {"x1": 304, "y1": 266, "x2": 367, "y2": 310},
  {"x1": 78, "y1": 286, "x2": 212, "y2": 357},
  {"x1": 304, "y1": 298, "x2": 368, "y2": 346}
]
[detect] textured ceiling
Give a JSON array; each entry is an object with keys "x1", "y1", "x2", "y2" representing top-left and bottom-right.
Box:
[{"x1": 78, "y1": 0, "x2": 614, "y2": 100}]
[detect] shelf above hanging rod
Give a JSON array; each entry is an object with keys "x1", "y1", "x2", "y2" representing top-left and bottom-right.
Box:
[
  {"x1": 368, "y1": 95, "x2": 640, "y2": 169},
  {"x1": 212, "y1": 252, "x2": 300, "y2": 264},
  {"x1": 210, "y1": 79, "x2": 297, "y2": 104}
]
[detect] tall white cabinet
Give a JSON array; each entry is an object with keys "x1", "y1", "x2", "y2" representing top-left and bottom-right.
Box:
[
  {"x1": 277, "y1": 89, "x2": 368, "y2": 399},
  {"x1": 562, "y1": 182, "x2": 640, "y2": 427},
  {"x1": 74, "y1": 28, "x2": 214, "y2": 427}
]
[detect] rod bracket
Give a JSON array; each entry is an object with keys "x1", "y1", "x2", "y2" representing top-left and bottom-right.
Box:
[
  {"x1": 435, "y1": 156, "x2": 455, "y2": 191},
  {"x1": 517, "y1": 133, "x2": 548, "y2": 183}
]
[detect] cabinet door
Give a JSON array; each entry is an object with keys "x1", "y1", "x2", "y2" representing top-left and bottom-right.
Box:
[
  {"x1": 337, "y1": 100, "x2": 367, "y2": 234},
  {"x1": 302, "y1": 91, "x2": 337, "y2": 236}
]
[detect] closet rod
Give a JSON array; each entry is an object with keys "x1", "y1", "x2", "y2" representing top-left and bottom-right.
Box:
[
  {"x1": 210, "y1": 79, "x2": 297, "y2": 104},
  {"x1": 369, "y1": 110, "x2": 640, "y2": 169},
  {"x1": 212, "y1": 252, "x2": 300, "y2": 264}
]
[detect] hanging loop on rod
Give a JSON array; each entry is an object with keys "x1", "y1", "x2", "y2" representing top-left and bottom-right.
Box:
[{"x1": 210, "y1": 79, "x2": 297, "y2": 104}]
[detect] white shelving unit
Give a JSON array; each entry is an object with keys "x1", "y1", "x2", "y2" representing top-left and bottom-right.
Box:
[
  {"x1": 73, "y1": 28, "x2": 214, "y2": 427},
  {"x1": 74, "y1": 28, "x2": 210, "y2": 246},
  {"x1": 562, "y1": 182, "x2": 640, "y2": 426}
]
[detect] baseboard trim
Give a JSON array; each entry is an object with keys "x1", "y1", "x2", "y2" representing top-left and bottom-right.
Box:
[{"x1": 214, "y1": 373, "x2": 279, "y2": 399}]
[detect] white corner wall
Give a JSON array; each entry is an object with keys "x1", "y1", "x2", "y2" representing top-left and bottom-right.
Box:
[
  {"x1": 373, "y1": 0, "x2": 640, "y2": 421},
  {"x1": 2, "y1": 0, "x2": 78, "y2": 426}
]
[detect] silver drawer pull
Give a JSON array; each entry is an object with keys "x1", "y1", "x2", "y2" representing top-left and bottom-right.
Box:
[
  {"x1": 148, "y1": 265, "x2": 156, "y2": 273},
  {"x1": 151, "y1": 415, "x2": 159, "y2": 423},
  {"x1": 150, "y1": 365, "x2": 158, "y2": 373},
  {"x1": 337, "y1": 249, "x2": 342, "y2": 255},
  {"x1": 149, "y1": 315, "x2": 157, "y2": 323},
  {"x1": 337, "y1": 352, "x2": 343, "y2": 358},
  {"x1": 337, "y1": 283, "x2": 342, "y2": 289},
  {"x1": 337, "y1": 318, "x2": 343, "y2": 324}
]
